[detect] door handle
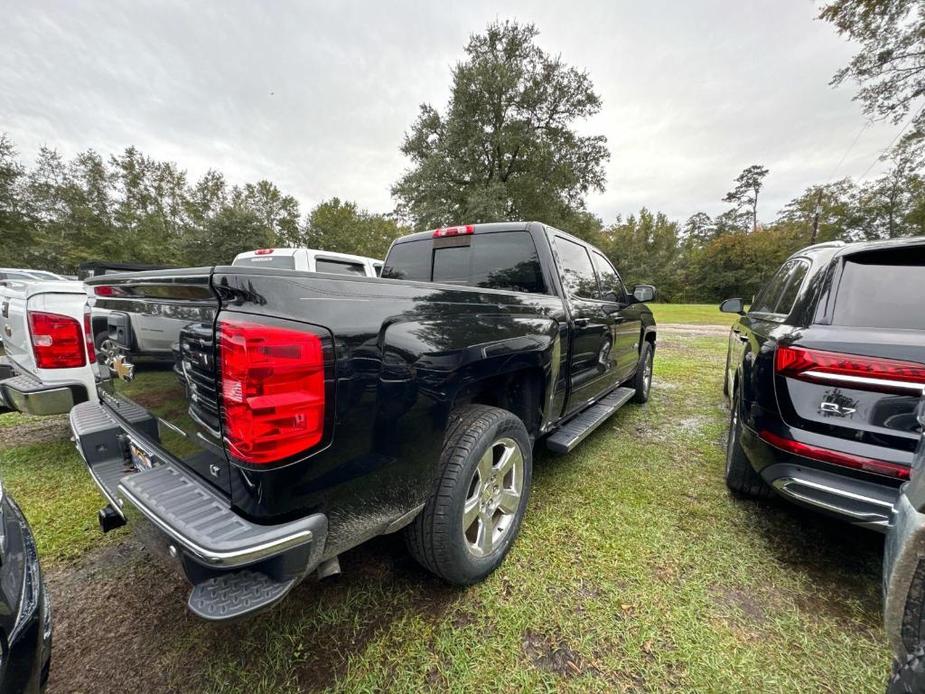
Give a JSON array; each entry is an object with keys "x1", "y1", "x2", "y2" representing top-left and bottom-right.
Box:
[{"x1": 574, "y1": 317, "x2": 590, "y2": 327}]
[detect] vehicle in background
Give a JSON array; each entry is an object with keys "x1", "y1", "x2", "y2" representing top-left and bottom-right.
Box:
[
  {"x1": 0, "y1": 477, "x2": 52, "y2": 693},
  {"x1": 71, "y1": 221, "x2": 656, "y2": 620},
  {"x1": 77, "y1": 261, "x2": 173, "y2": 281},
  {"x1": 0, "y1": 279, "x2": 96, "y2": 416},
  {"x1": 0, "y1": 269, "x2": 68, "y2": 283},
  {"x1": 232, "y1": 248, "x2": 383, "y2": 277},
  {"x1": 883, "y1": 396, "x2": 925, "y2": 693},
  {"x1": 720, "y1": 237, "x2": 925, "y2": 530}
]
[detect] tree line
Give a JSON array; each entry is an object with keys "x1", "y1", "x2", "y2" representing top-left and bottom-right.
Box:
[{"x1": 2, "y1": 6, "x2": 923, "y2": 302}]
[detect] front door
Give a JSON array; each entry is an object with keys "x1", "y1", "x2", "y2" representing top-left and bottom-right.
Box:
[{"x1": 591, "y1": 251, "x2": 640, "y2": 381}]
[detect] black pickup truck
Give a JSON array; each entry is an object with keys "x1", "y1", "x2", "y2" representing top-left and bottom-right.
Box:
[{"x1": 70, "y1": 221, "x2": 657, "y2": 620}]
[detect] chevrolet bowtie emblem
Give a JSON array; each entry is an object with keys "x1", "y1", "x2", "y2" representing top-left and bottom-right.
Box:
[{"x1": 109, "y1": 354, "x2": 135, "y2": 382}]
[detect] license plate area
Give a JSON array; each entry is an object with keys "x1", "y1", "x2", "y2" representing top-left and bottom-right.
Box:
[{"x1": 128, "y1": 437, "x2": 161, "y2": 471}]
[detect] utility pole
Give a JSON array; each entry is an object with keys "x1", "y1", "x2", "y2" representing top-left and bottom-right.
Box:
[{"x1": 810, "y1": 189, "x2": 822, "y2": 244}]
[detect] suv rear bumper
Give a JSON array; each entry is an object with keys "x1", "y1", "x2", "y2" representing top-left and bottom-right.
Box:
[
  {"x1": 740, "y1": 423, "x2": 904, "y2": 531},
  {"x1": 0, "y1": 357, "x2": 88, "y2": 416},
  {"x1": 69, "y1": 400, "x2": 328, "y2": 620}
]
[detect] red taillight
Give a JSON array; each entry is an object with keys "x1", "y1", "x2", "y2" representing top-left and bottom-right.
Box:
[
  {"x1": 83, "y1": 305, "x2": 96, "y2": 363},
  {"x1": 432, "y1": 225, "x2": 474, "y2": 238},
  {"x1": 218, "y1": 316, "x2": 326, "y2": 464},
  {"x1": 28, "y1": 311, "x2": 86, "y2": 369},
  {"x1": 254, "y1": 248, "x2": 274, "y2": 255},
  {"x1": 775, "y1": 345, "x2": 925, "y2": 395},
  {"x1": 93, "y1": 286, "x2": 126, "y2": 297},
  {"x1": 760, "y1": 430, "x2": 910, "y2": 480}
]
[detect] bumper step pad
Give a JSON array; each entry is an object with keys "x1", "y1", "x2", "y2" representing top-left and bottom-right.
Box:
[
  {"x1": 1, "y1": 370, "x2": 86, "y2": 416},
  {"x1": 546, "y1": 386, "x2": 636, "y2": 454},
  {"x1": 188, "y1": 570, "x2": 297, "y2": 620}
]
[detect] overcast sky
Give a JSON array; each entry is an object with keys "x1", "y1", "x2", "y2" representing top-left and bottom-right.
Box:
[{"x1": 0, "y1": 0, "x2": 903, "y2": 226}]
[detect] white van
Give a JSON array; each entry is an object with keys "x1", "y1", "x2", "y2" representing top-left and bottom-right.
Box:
[{"x1": 232, "y1": 248, "x2": 383, "y2": 277}]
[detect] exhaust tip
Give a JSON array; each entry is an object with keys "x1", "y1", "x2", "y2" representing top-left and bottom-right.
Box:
[{"x1": 98, "y1": 504, "x2": 126, "y2": 533}]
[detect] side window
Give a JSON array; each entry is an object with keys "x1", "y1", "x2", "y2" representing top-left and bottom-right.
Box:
[
  {"x1": 750, "y1": 261, "x2": 794, "y2": 314},
  {"x1": 555, "y1": 237, "x2": 601, "y2": 299},
  {"x1": 773, "y1": 259, "x2": 809, "y2": 316},
  {"x1": 591, "y1": 252, "x2": 626, "y2": 302}
]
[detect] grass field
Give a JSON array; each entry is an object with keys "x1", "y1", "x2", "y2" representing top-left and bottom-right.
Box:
[
  {"x1": 648, "y1": 303, "x2": 736, "y2": 326},
  {"x1": 0, "y1": 328, "x2": 887, "y2": 693}
]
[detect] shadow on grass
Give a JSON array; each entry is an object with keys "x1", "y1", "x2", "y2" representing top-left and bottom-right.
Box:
[{"x1": 731, "y1": 493, "x2": 884, "y2": 629}]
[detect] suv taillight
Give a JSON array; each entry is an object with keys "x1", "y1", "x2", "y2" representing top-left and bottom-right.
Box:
[
  {"x1": 218, "y1": 316, "x2": 326, "y2": 464},
  {"x1": 775, "y1": 345, "x2": 925, "y2": 395},
  {"x1": 28, "y1": 310, "x2": 87, "y2": 369},
  {"x1": 83, "y1": 305, "x2": 96, "y2": 363}
]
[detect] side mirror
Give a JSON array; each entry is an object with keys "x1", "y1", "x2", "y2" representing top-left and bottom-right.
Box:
[
  {"x1": 720, "y1": 298, "x2": 745, "y2": 315},
  {"x1": 631, "y1": 284, "x2": 656, "y2": 303}
]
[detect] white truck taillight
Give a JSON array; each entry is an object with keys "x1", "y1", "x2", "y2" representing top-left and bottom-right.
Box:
[{"x1": 28, "y1": 310, "x2": 86, "y2": 369}]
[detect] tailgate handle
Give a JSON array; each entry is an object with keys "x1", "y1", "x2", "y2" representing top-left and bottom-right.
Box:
[{"x1": 574, "y1": 317, "x2": 590, "y2": 327}]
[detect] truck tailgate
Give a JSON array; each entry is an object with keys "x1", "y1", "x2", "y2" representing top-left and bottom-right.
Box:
[{"x1": 88, "y1": 269, "x2": 230, "y2": 495}]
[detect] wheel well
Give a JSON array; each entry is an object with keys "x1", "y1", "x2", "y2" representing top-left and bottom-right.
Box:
[{"x1": 453, "y1": 368, "x2": 544, "y2": 438}]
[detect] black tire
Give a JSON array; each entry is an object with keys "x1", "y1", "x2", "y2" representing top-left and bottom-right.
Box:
[
  {"x1": 889, "y1": 644, "x2": 925, "y2": 694},
  {"x1": 724, "y1": 389, "x2": 774, "y2": 499},
  {"x1": 405, "y1": 404, "x2": 532, "y2": 585},
  {"x1": 631, "y1": 341, "x2": 654, "y2": 404}
]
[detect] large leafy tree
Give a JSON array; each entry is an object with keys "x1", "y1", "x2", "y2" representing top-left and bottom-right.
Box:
[
  {"x1": 722, "y1": 164, "x2": 769, "y2": 233},
  {"x1": 392, "y1": 20, "x2": 609, "y2": 231},
  {"x1": 820, "y1": 0, "x2": 925, "y2": 161},
  {"x1": 303, "y1": 198, "x2": 407, "y2": 259}
]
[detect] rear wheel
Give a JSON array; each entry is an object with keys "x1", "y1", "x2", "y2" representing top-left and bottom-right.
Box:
[
  {"x1": 405, "y1": 405, "x2": 532, "y2": 585},
  {"x1": 724, "y1": 389, "x2": 774, "y2": 499}
]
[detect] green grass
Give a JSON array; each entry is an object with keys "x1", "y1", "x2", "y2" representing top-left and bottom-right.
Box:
[
  {"x1": 0, "y1": 413, "x2": 126, "y2": 561},
  {"x1": 0, "y1": 335, "x2": 889, "y2": 691},
  {"x1": 649, "y1": 303, "x2": 736, "y2": 326}
]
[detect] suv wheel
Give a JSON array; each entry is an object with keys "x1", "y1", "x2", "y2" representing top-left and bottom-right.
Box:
[
  {"x1": 724, "y1": 389, "x2": 774, "y2": 499},
  {"x1": 405, "y1": 405, "x2": 532, "y2": 585}
]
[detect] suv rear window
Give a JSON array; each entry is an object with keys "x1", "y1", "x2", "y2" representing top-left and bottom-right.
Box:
[
  {"x1": 832, "y1": 247, "x2": 925, "y2": 330},
  {"x1": 382, "y1": 231, "x2": 546, "y2": 294},
  {"x1": 315, "y1": 258, "x2": 366, "y2": 276},
  {"x1": 233, "y1": 255, "x2": 296, "y2": 269}
]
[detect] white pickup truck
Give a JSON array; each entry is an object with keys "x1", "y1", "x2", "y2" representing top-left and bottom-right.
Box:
[
  {"x1": 0, "y1": 279, "x2": 96, "y2": 416},
  {"x1": 232, "y1": 248, "x2": 383, "y2": 276}
]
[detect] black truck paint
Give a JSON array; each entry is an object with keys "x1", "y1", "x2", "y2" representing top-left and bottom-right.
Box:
[
  {"x1": 72, "y1": 221, "x2": 656, "y2": 619},
  {"x1": 721, "y1": 237, "x2": 925, "y2": 529}
]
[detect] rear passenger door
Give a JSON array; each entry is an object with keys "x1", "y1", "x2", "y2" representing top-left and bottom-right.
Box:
[{"x1": 554, "y1": 237, "x2": 619, "y2": 416}]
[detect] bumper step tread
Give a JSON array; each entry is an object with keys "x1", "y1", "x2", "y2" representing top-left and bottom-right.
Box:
[
  {"x1": 187, "y1": 570, "x2": 296, "y2": 620},
  {"x1": 546, "y1": 386, "x2": 635, "y2": 454}
]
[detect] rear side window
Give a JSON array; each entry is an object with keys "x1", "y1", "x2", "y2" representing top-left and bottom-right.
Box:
[
  {"x1": 233, "y1": 256, "x2": 296, "y2": 269},
  {"x1": 832, "y1": 247, "x2": 925, "y2": 329},
  {"x1": 774, "y1": 259, "x2": 809, "y2": 315},
  {"x1": 751, "y1": 258, "x2": 807, "y2": 316},
  {"x1": 555, "y1": 237, "x2": 601, "y2": 299},
  {"x1": 315, "y1": 258, "x2": 366, "y2": 276},
  {"x1": 382, "y1": 231, "x2": 546, "y2": 294}
]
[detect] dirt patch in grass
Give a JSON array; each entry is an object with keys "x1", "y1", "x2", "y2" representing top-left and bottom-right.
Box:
[
  {"x1": 711, "y1": 586, "x2": 768, "y2": 623},
  {"x1": 0, "y1": 413, "x2": 69, "y2": 449},
  {"x1": 521, "y1": 629, "x2": 586, "y2": 677}
]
